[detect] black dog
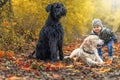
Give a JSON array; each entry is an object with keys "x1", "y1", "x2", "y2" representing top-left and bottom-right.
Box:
[{"x1": 28, "y1": 2, "x2": 66, "y2": 62}]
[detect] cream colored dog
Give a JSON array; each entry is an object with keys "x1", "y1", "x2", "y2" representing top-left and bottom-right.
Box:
[{"x1": 64, "y1": 35, "x2": 104, "y2": 66}]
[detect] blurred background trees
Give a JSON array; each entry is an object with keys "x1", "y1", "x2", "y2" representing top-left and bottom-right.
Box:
[{"x1": 0, "y1": 0, "x2": 120, "y2": 52}]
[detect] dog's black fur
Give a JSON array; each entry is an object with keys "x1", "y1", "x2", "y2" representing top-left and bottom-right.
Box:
[{"x1": 28, "y1": 2, "x2": 66, "y2": 62}]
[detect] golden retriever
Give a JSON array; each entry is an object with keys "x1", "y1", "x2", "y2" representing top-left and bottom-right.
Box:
[{"x1": 64, "y1": 35, "x2": 104, "y2": 66}]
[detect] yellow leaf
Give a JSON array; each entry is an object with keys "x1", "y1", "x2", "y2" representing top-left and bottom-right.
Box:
[
  {"x1": 99, "y1": 68, "x2": 111, "y2": 73},
  {"x1": 73, "y1": 70, "x2": 80, "y2": 72},
  {"x1": 66, "y1": 64, "x2": 74, "y2": 68}
]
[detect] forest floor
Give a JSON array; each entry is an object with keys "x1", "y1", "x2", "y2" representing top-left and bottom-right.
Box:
[{"x1": 0, "y1": 39, "x2": 120, "y2": 80}]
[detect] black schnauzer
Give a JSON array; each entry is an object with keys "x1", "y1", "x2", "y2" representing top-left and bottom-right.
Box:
[{"x1": 28, "y1": 2, "x2": 66, "y2": 62}]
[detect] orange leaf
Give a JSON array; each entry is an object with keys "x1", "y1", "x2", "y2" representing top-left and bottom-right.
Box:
[
  {"x1": 116, "y1": 64, "x2": 120, "y2": 68},
  {"x1": 105, "y1": 59, "x2": 112, "y2": 65},
  {"x1": 3, "y1": 21, "x2": 9, "y2": 26},
  {"x1": 8, "y1": 76, "x2": 20, "y2": 80},
  {"x1": 45, "y1": 63, "x2": 51, "y2": 70},
  {"x1": 55, "y1": 61, "x2": 64, "y2": 69},
  {"x1": 6, "y1": 51, "x2": 14, "y2": 58},
  {"x1": 113, "y1": 43, "x2": 118, "y2": 49},
  {"x1": 0, "y1": 51, "x2": 5, "y2": 58},
  {"x1": 52, "y1": 74, "x2": 60, "y2": 79},
  {"x1": 15, "y1": 59, "x2": 24, "y2": 65},
  {"x1": 23, "y1": 63, "x2": 30, "y2": 68},
  {"x1": 99, "y1": 68, "x2": 111, "y2": 73},
  {"x1": 74, "y1": 62, "x2": 83, "y2": 67},
  {"x1": 45, "y1": 63, "x2": 62, "y2": 71}
]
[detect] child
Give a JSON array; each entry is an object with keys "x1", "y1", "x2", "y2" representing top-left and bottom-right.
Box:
[{"x1": 91, "y1": 18, "x2": 117, "y2": 61}]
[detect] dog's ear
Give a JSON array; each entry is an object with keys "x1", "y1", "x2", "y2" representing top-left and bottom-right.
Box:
[{"x1": 46, "y1": 4, "x2": 52, "y2": 12}]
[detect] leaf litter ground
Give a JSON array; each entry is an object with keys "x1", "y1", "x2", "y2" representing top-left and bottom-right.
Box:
[{"x1": 0, "y1": 40, "x2": 120, "y2": 80}]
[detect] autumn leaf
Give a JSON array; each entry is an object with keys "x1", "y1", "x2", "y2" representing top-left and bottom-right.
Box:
[
  {"x1": 73, "y1": 69, "x2": 80, "y2": 73},
  {"x1": 34, "y1": 71, "x2": 40, "y2": 76},
  {"x1": 55, "y1": 61, "x2": 64, "y2": 69},
  {"x1": 105, "y1": 59, "x2": 112, "y2": 65},
  {"x1": 74, "y1": 62, "x2": 84, "y2": 67},
  {"x1": 116, "y1": 64, "x2": 120, "y2": 69},
  {"x1": 14, "y1": 59, "x2": 24, "y2": 65},
  {"x1": 47, "y1": 74, "x2": 61, "y2": 79},
  {"x1": 7, "y1": 76, "x2": 21, "y2": 80},
  {"x1": 19, "y1": 67, "x2": 31, "y2": 72},
  {"x1": 0, "y1": 51, "x2": 5, "y2": 58},
  {"x1": 113, "y1": 43, "x2": 118, "y2": 49},
  {"x1": 99, "y1": 68, "x2": 111, "y2": 73},
  {"x1": 23, "y1": 63, "x2": 30, "y2": 68},
  {"x1": 113, "y1": 53, "x2": 119, "y2": 58},
  {"x1": 6, "y1": 51, "x2": 14, "y2": 58},
  {"x1": 52, "y1": 74, "x2": 61, "y2": 79},
  {"x1": 45, "y1": 63, "x2": 58, "y2": 71},
  {"x1": 0, "y1": 66, "x2": 6, "y2": 70},
  {"x1": 45, "y1": 62, "x2": 64, "y2": 71},
  {"x1": 66, "y1": 64, "x2": 74, "y2": 68},
  {"x1": 3, "y1": 21, "x2": 10, "y2": 27}
]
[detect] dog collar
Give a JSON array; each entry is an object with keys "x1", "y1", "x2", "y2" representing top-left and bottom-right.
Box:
[{"x1": 83, "y1": 48, "x2": 94, "y2": 54}]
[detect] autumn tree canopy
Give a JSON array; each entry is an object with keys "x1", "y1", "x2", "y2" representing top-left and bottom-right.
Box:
[{"x1": 0, "y1": 0, "x2": 120, "y2": 51}]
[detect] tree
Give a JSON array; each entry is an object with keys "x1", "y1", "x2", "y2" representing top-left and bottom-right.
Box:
[{"x1": 0, "y1": 0, "x2": 8, "y2": 7}]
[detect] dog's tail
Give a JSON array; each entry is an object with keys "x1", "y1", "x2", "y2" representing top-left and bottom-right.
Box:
[
  {"x1": 64, "y1": 56, "x2": 70, "y2": 59},
  {"x1": 64, "y1": 48, "x2": 80, "y2": 59},
  {"x1": 28, "y1": 50, "x2": 35, "y2": 59}
]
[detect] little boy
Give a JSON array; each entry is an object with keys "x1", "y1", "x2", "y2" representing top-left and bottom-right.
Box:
[{"x1": 91, "y1": 18, "x2": 117, "y2": 61}]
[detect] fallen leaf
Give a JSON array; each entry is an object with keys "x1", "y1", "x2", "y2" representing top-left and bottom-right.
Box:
[
  {"x1": 52, "y1": 74, "x2": 60, "y2": 79},
  {"x1": 116, "y1": 64, "x2": 120, "y2": 68},
  {"x1": 34, "y1": 71, "x2": 40, "y2": 76},
  {"x1": 73, "y1": 70, "x2": 80, "y2": 72},
  {"x1": 0, "y1": 51, "x2": 5, "y2": 58},
  {"x1": 6, "y1": 51, "x2": 14, "y2": 58},
  {"x1": 7, "y1": 76, "x2": 20, "y2": 80},
  {"x1": 99, "y1": 68, "x2": 111, "y2": 73},
  {"x1": 30, "y1": 62, "x2": 38, "y2": 69},
  {"x1": 74, "y1": 62, "x2": 83, "y2": 67},
  {"x1": 105, "y1": 59, "x2": 112, "y2": 65},
  {"x1": 3, "y1": 21, "x2": 10, "y2": 27},
  {"x1": 66, "y1": 64, "x2": 74, "y2": 68},
  {"x1": 55, "y1": 61, "x2": 64, "y2": 69},
  {"x1": 23, "y1": 63, "x2": 30, "y2": 68},
  {"x1": 14, "y1": 59, "x2": 24, "y2": 65}
]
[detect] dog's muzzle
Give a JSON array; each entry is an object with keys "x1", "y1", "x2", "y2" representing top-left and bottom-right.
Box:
[
  {"x1": 97, "y1": 40, "x2": 104, "y2": 48},
  {"x1": 97, "y1": 44, "x2": 102, "y2": 48}
]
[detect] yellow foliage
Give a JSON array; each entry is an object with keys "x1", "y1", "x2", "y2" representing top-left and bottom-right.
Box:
[{"x1": 0, "y1": 0, "x2": 120, "y2": 51}]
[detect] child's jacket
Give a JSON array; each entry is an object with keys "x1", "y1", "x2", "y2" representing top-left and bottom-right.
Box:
[{"x1": 91, "y1": 26, "x2": 117, "y2": 44}]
